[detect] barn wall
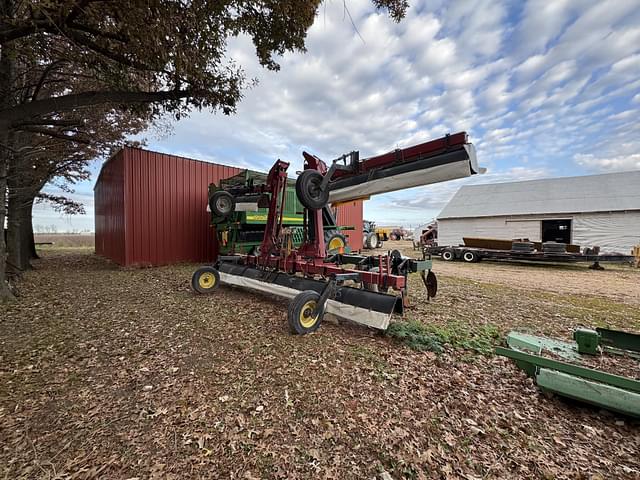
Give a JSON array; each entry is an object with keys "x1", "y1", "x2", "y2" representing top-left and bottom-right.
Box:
[
  {"x1": 94, "y1": 151, "x2": 126, "y2": 264},
  {"x1": 572, "y1": 211, "x2": 640, "y2": 253},
  {"x1": 123, "y1": 148, "x2": 242, "y2": 266},
  {"x1": 437, "y1": 216, "x2": 542, "y2": 247},
  {"x1": 438, "y1": 211, "x2": 640, "y2": 253},
  {"x1": 335, "y1": 200, "x2": 364, "y2": 250}
]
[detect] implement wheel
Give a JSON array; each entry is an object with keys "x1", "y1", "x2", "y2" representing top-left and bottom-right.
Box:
[
  {"x1": 288, "y1": 290, "x2": 323, "y2": 335},
  {"x1": 210, "y1": 191, "x2": 235, "y2": 217},
  {"x1": 296, "y1": 170, "x2": 329, "y2": 210},
  {"x1": 326, "y1": 232, "x2": 346, "y2": 254},
  {"x1": 191, "y1": 266, "x2": 220, "y2": 294}
]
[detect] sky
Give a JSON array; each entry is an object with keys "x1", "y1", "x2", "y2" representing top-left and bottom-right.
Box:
[{"x1": 33, "y1": 0, "x2": 640, "y2": 232}]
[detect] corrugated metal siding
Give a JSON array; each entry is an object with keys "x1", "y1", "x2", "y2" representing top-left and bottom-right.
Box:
[
  {"x1": 438, "y1": 211, "x2": 640, "y2": 253},
  {"x1": 335, "y1": 200, "x2": 363, "y2": 250},
  {"x1": 123, "y1": 148, "x2": 242, "y2": 266},
  {"x1": 573, "y1": 212, "x2": 640, "y2": 253},
  {"x1": 94, "y1": 151, "x2": 126, "y2": 264},
  {"x1": 95, "y1": 147, "x2": 364, "y2": 265},
  {"x1": 437, "y1": 216, "x2": 544, "y2": 247}
]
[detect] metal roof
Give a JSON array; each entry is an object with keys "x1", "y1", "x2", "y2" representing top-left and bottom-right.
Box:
[{"x1": 438, "y1": 170, "x2": 640, "y2": 219}]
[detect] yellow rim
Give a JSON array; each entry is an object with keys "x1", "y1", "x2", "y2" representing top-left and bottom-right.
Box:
[
  {"x1": 198, "y1": 271, "x2": 216, "y2": 289},
  {"x1": 299, "y1": 300, "x2": 319, "y2": 328},
  {"x1": 328, "y1": 236, "x2": 345, "y2": 252}
]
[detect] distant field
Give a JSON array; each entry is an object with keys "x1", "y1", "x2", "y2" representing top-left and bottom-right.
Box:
[{"x1": 34, "y1": 234, "x2": 94, "y2": 248}]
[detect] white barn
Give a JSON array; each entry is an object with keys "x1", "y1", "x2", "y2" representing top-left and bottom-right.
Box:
[{"x1": 437, "y1": 170, "x2": 640, "y2": 253}]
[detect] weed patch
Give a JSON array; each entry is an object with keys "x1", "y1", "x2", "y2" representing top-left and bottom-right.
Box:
[{"x1": 387, "y1": 320, "x2": 500, "y2": 355}]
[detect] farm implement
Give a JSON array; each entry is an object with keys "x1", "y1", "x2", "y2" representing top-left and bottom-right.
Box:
[
  {"x1": 497, "y1": 328, "x2": 640, "y2": 417},
  {"x1": 192, "y1": 132, "x2": 480, "y2": 334}
]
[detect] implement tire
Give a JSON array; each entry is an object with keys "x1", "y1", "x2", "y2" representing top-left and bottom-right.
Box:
[
  {"x1": 288, "y1": 290, "x2": 323, "y2": 335},
  {"x1": 296, "y1": 170, "x2": 329, "y2": 210},
  {"x1": 192, "y1": 266, "x2": 220, "y2": 294},
  {"x1": 210, "y1": 191, "x2": 235, "y2": 217},
  {"x1": 325, "y1": 232, "x2": 346, "y2": 254}
]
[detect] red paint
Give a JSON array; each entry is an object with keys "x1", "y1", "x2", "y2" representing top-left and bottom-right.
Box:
[
  {"x1": 95, "y1": 147, "x2": 242, "y2": 266},
  {"x1": 95, "y1": 147, "x2": 364, "y2": 265},
  {"x1": 243, "y1": 253, "x2": 405, "y2": 290},
  {"x1": 335, "y1": 200, "x2": 364, "y2": 250},
  {"x1": 332, "y1": 131, "x2": 469, "y2": 178}
]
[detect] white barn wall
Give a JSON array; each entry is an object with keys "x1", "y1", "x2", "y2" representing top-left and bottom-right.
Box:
[
  {"x1": 573, "y1": 211, "x2": 640, "y2": 253},
  {"x1": 438, "y1": 211, "x2": 640, "y2": 253}
]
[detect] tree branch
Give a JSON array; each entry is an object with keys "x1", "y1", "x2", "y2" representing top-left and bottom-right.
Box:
[
  {"x1": 1, "y1": 89, "x2": 193, "y2": 125},
  {"x1": 18, "y1": 126, "x2": 92, "y2": 144}
]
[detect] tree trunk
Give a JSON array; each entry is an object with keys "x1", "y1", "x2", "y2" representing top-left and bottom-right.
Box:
[
  {"x1": 28, "y1": 202, "x2": 39, "y2": 260},
  {"x1": 6, "y1": 185, "x2": 34, "y2": 272},
  {"x1": 1, "y1": 0, "x2": 16, "y2": 300},
  {"x1": 0, "y1": 130, "x2": 11, "y2": 300}
]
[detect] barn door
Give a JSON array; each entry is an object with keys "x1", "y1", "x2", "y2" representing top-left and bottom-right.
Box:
[{"x1": 542, "y1": 219, "x2": 571, "y2": 243}]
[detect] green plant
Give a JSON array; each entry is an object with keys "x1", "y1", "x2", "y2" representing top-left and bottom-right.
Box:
[
  {"x1": 386, "y1": 321, "x2": 444, "y2": 353},
  {"x1": 387, "y1": 321, "x2": 501, "y2": 355}
]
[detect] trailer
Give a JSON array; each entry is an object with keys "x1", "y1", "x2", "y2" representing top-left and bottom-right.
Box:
[{"x1": 426, "y1": 243, "x2": 634, "y2": 269}]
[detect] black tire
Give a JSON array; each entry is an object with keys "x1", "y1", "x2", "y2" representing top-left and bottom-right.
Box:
[
  {"x1": 325, "y1": 231, "x2": 346, "y2": 254},
  {"x1": 210, "y1": 191, "x2": 235, "y2": 217},
  {"x1": 296, "y1": 170, "x2": 329, "y2": 210},
  {"x1": 441, "y1": 249, "x2": 455, "y2": 261},
  {"x1": 366, "y1": 232, "x2": 379, "y2": 250},
  {"x1": 462, "y1": 250, "x2": 478, "y2": 263},
  {"x1": 288, "y1": 290, "x2": 323, "y2": 335},
  {"x1": 376, "y1": 238, "x2": 384, "y2": 248},
  {"x1": 191, "y1": 266, "x2": 220, "y2": 294}
]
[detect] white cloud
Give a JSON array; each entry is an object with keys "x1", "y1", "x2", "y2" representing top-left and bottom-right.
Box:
[
  {"x1": 33, "y1": 0, "x2": 640, "y2": 230},
  {"x1": 574, "y1": 153, "x2": 640, "y2": 172}
]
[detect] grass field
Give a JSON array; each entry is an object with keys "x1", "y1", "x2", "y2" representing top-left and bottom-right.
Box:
[
  {"x1": 1, "y1": 245, "x2": 639, "y2": 479},
  {"x1": 34, "y1": 234, "x2": 95, "y2": 248}
]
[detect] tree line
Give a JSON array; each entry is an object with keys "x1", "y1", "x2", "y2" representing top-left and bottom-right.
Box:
[{"x1": 0, "y1": 0, "x2": 406, "y2": 300}]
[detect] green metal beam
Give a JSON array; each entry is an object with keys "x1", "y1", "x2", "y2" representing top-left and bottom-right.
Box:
[
  {"x1": 536, "y1": 369, "x2": 640, "y2": 418},
  {"x1": 597, "y1": 328, "x2": 640, "y2": 353},
  {"x1": 495, "y1": 346, "x2": 640, "y2": 394}
]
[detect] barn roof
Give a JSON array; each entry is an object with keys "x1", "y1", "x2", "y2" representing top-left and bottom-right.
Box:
[{"x1": 438, "y1": 170, "x2": 640, "y2": 220}]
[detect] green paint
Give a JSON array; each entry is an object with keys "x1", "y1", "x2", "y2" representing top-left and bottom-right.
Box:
[
  {"x1": 506, "y1": 332, "x2": 582, "y2": 360},
  {"x1": 536, "y1": 369, "x2": 640, "y2": 418},
  {"x1": 495, "y1": 346, "x2": 640, "y2": 394}
]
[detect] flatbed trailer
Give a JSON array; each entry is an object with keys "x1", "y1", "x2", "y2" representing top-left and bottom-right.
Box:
[{"x1": 426, "y1": 245, "x2": 634, "y2": 269}]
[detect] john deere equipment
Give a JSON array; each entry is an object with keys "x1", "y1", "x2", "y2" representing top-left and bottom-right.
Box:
[{"x1": 208, "y1": 169, "x2": 348, "y2": 255}]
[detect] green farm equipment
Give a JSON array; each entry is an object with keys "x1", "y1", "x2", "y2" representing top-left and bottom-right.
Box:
[
  {"x1": 497, "y1": 328, "x2": 640, "y2": 417},
  {"x1": 208, "y1": 169, "x2": 348, "y2": 255}
]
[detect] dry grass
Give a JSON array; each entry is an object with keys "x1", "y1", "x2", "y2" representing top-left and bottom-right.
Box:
[
  {"x1": 34, "y1": 234, "x2": 95, "y2": 248},
  {"x1": 1, "y1": 249, "x2": 639, "y2": 479}
]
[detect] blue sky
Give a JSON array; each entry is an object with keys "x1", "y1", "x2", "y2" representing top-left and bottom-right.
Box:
[{"x1": 34, "y1": 0, "x2": 640, "y2": 232}]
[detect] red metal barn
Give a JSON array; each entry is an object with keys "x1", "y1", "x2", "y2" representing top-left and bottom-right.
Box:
[{"x1": 95, "y1": 147, "x2": 363, "y2": 266}]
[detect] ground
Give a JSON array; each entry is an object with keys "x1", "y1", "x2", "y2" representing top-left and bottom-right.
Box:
[{"x1": 1, "y1": 242, "x2": 639, "y2": 479}]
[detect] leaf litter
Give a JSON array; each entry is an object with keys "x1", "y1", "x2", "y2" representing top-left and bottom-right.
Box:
[{"x1": 0, "y1": 249, "x2": 639, "y2": 479}]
